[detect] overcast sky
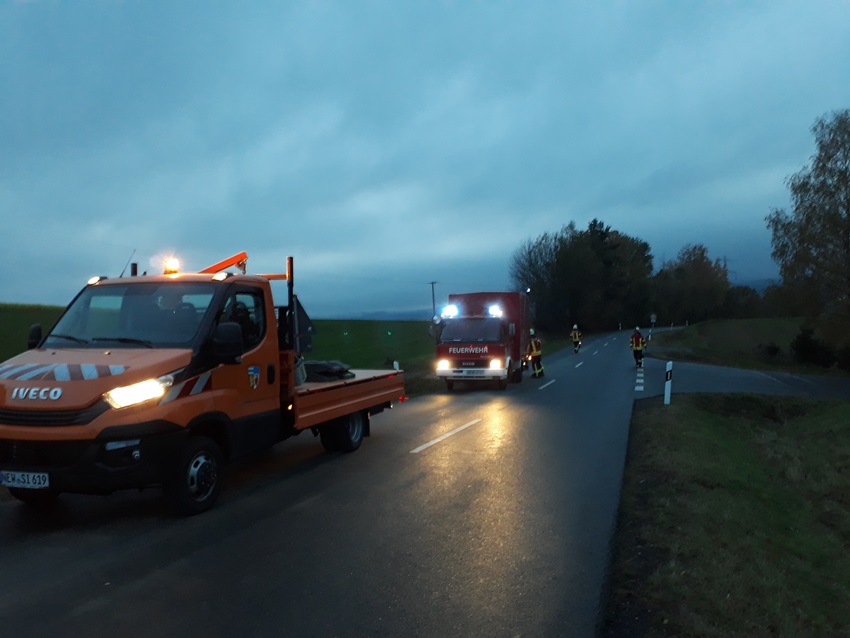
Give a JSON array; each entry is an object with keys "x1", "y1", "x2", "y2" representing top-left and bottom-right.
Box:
[{"x1": 3, "y1": 1, "x2": 849, "y2": 318}]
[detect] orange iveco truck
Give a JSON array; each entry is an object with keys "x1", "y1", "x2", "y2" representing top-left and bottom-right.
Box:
[
  {"x1": 433, "y1": 291, "x2": 531, "y2": 391},
  {"x1": 0, "y1": 252, "x2": 405, "y2": 515}
]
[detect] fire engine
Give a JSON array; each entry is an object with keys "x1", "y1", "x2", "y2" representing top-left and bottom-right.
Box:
[
  {"x1": 434, "y1": 291, "x2": 531, "y2": 391},
  {"x1": 0, "y1": 252, "x2": 405, "y2": 515}
]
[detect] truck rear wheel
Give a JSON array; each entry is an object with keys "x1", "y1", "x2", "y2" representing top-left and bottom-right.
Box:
[
  {"x1": 319, "y1": 424, "x2": 341, "y2": 452},
  {"x1": 339, "y1": 412, "x2": 365, "y2": 452},
  {"x1": 8, "y1": 487, "x2": 60, "y2": 507},
  {"x1": 319, "y1": 412, "x2": 365, "y2": 453},
  {"x1": 165, "y1": 436, "x2": 223, "y2": 516}
]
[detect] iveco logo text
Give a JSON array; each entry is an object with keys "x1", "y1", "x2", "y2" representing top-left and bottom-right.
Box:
[
  {"x1": 11, "y1": 387, "x2": 63, "y2": 400},
  {"x1": 448, "y1": 346, "x2": 489, "y2": 354}
]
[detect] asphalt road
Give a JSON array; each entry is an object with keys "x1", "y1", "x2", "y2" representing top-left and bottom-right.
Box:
[{"x1": 2, "y1": 333, "x2": 849, "y2": 637}]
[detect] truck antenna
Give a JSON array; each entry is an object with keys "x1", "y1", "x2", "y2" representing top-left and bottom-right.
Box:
[{"x1": 119, "y1": 249, "x2": 136, "y2": 277}]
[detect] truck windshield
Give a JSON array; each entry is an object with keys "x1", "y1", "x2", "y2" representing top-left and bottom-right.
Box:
[
  {"x1": 43, "y1": 282, "x2": 217, "y2": 349},
  {"x1": 439, "y1": 317, "x2": 503, "y2": 343}
]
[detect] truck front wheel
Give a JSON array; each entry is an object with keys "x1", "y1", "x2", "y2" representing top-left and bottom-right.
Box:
[{"x1": 165, "y1": 436, "x2": 223, "y2": 516}]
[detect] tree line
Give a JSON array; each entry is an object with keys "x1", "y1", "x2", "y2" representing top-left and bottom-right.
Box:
[{"x1": 510, "y1": 109, "x2": 850, "y2": 342}]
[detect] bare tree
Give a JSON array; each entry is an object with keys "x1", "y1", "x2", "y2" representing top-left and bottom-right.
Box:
[{"x1": 766, "y1": 109, "x2": 850, "y2": 317}]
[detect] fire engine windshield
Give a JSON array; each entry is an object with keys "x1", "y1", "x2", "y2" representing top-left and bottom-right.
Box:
[
  {"x1": 439, "y1": 317, "x2": 503, "y2": 343},
  {"x1": 43, "y1": 282, "x2": 217, "y2": 349}
]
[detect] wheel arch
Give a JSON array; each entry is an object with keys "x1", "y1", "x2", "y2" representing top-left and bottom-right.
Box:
[{"x1": 186, "y1": 412, "x2": 233, "y2": 462}]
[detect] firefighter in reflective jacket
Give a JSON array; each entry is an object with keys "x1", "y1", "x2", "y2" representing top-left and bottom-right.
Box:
[
  {"x1": 570, "y1": 324, "x2": 582, "y2": 353},
  {"x1": 630, "y1": 327, "x2": 647, "y2": 367},
  {"x1": 527, "y1": 329, "x2": 544, "y2": 377}
]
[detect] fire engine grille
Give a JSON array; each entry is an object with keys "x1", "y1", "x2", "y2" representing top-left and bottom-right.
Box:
[
  {"x1": 0, "y1": 401, "x2": 109, "y2": 427},
  {"x1": 0, "y1": 439, "x2": 91, "y2": 468}
]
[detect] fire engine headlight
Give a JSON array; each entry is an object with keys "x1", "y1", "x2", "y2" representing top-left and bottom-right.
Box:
[
  {"x1": 437, "y1": 359, "x2": 450, "y2": 370},
  {"x1": 104, "y1": 373, "x2": 176, "y2": 409},
  {"x1": 489, "y1": 359, "x2": 503, "y2": 369}
]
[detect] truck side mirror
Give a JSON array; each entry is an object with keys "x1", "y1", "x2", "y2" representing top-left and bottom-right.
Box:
[
  {"x1": 27, "y1": 324, "x2": 42, "y2": 350},
  {"x1": 212, "y1": 321, "x2": 243, "y2": 364}
]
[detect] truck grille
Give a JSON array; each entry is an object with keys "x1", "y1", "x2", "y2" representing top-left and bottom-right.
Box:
[{"x1": 0, "y1": 401, "x2": 109, "y2": 427}]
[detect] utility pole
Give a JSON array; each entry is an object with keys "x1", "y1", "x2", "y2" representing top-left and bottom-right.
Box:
[{"x1": 428, "y1": 281, "x2": 438, "y2": 317}]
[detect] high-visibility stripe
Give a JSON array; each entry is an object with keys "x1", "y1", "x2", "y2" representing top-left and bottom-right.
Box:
[
  {"x1": 0, "y1": 362, "x2": 128, "y2": 381},
  {"x1": 18, "y1": 364, "x2": 57, "y2": 380}
]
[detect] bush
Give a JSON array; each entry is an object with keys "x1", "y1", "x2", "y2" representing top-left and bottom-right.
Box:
[
  {"x1": 836, "y1": 345, "x2": 850, "y2": 372},
  {"x1": 755, "y1": 342, "x2": 781, "y2": 360},
  {"x1": 790, "y1": 327, "x2": 836, "y2": 367}
]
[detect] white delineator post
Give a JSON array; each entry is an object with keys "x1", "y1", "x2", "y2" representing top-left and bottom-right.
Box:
[{"x1": 664, "y1": 361, "x2": 673, "y2": 405}]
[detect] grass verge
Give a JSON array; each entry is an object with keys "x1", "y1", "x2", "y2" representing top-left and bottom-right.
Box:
[
  {"x1": 649, "y1": 317, "x2": 850, "y2": 377},
  {"x1": 603, "y1": 394, "x2": 850, "y2": 637}
]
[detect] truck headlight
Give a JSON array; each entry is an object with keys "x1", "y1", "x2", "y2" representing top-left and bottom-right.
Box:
[
  {"x1": 104, "y1": 373, "x2": 176, "y2": 409},
  {"x1": 437, "y1": 360, "x2": 450, "y2": 370},
  {"x1": 489, "y1": 359, "x2": 503, "y2": 369}
]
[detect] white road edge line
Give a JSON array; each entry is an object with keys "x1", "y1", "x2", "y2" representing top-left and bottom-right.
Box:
[
  {"x1": 410, "y1": 419, "x2": 482, "y2": 454},
  {"x1": 539, "y1": 379, "x2": 556, "y2": 390},
  {"x1": 756, "y1": 369, "x2": 817, "y2": 386}
]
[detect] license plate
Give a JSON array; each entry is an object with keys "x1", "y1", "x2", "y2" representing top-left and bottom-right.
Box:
[
  {"x1": 0, "y1": 470, "x2": 50, "y2": 489},
  {"x1": 464, "y1": 370, "x2": 485, "y2": 376}
]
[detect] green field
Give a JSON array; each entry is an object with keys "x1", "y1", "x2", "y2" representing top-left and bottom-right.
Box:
[
  {"x1": 0, "y1": 304, "x2": 64, "y2": 362},
  {"x1": 604, "y1": 394, "x2": 850, "y2": 636}
]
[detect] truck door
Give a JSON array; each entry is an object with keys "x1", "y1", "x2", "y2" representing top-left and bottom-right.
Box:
[{"x1": 211, "y1": 286, "x2": 281, "y2": 456}]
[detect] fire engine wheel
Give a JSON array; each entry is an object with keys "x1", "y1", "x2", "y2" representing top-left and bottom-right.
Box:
[
  {"x1": 8, "y1": 487, "x2": 60, "y2": 506},
  {"x1": 497, "y1": 377, "x2": 508, "y2": 390},
  {"x1": 445, "y1": 380, "x2": 454, "y2": 391},
  {"x1": 511, "y1": 367, "x2": 523, "y2": 383},
  {"x1": 166, "y1": 436, "x2": 223, "y2": 516}
]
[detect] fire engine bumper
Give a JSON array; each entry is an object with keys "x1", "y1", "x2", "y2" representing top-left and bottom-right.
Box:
[
  {"x1": 0, "y1": 421, "x2": 187, "y2": 495},
  {"x1": 436, "y1": 368, "x2": 508, "y2": 381}
]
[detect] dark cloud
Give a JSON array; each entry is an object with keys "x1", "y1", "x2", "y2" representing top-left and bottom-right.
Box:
[{"x1": 2, "y1": 1, "x2": 849, "y2": 314}]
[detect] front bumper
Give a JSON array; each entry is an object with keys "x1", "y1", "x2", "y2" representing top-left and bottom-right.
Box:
[
  {"x1": 436, "y1": 368, "x2": 507, "y2": 381},
  {"x1": 0, "y1": 421, "x2": 187, "y2": 495}
]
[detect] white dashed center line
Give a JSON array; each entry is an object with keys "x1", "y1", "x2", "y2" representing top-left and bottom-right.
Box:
[{"x1": 410, "y1": 419, "x2": 482, "y2": 454}]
